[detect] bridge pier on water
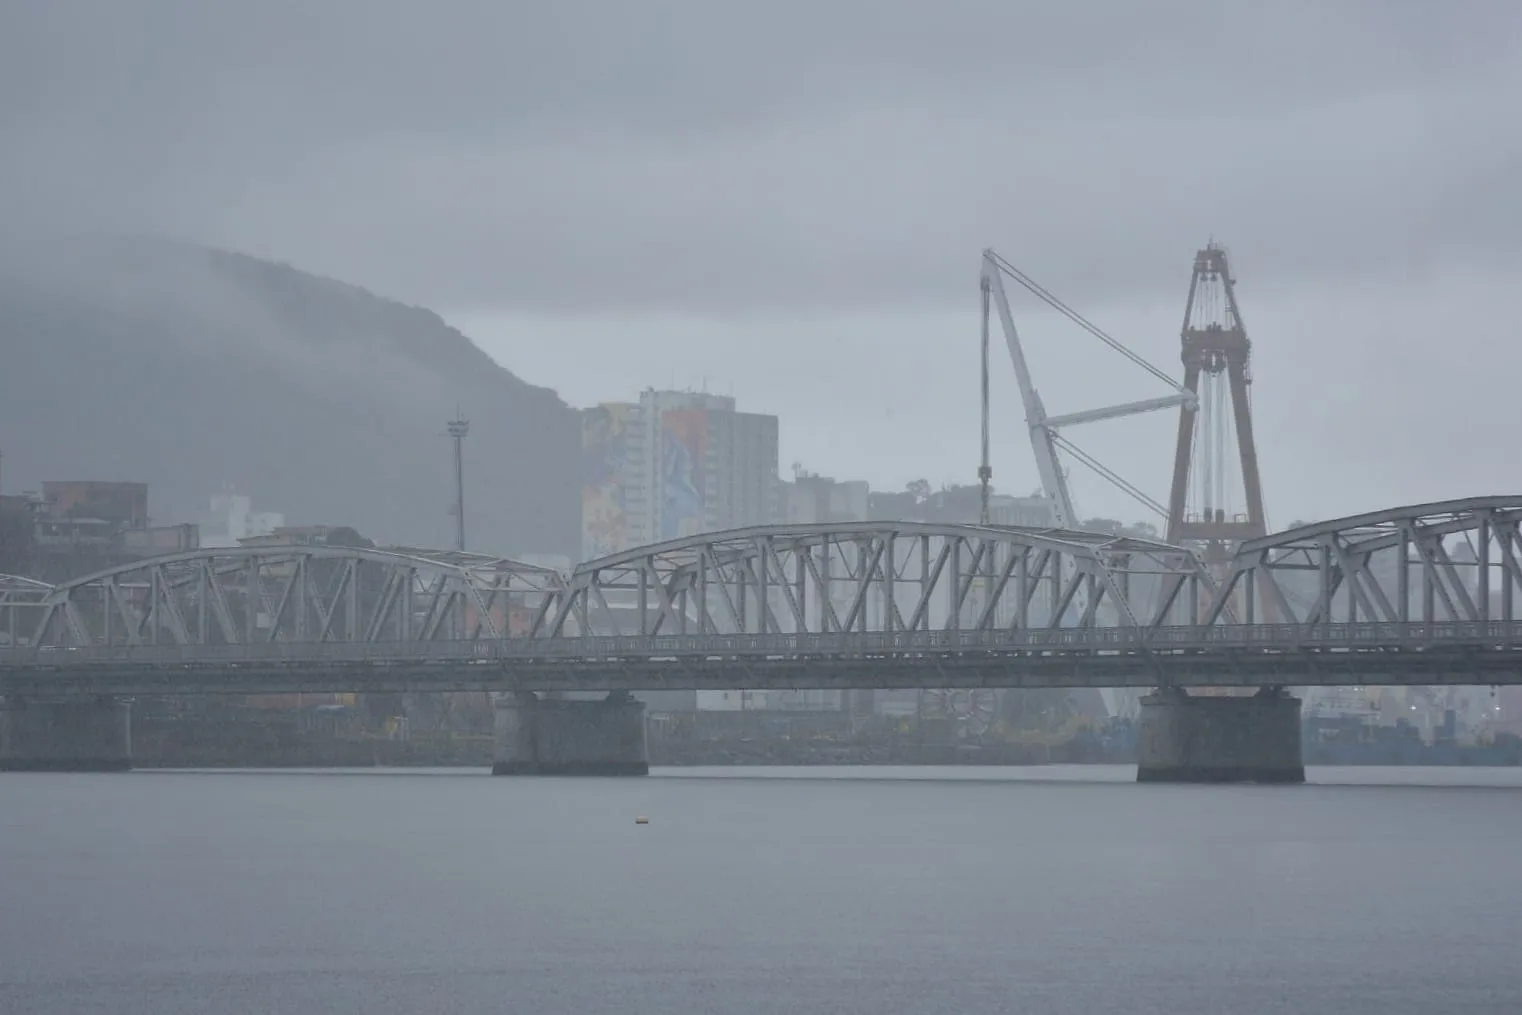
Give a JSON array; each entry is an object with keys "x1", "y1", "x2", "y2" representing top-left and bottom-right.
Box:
[
  {"x1": 0, "y1": 697, "x2": 132, "y2": 772},
  {"x1": 492, "y1": 691, "x2": 649, "y2": 776},
  {"x1": 13, "y1": 502, "x2": 1522, "y2": 781},
  {"x1": 1137, "y1": 688, "x2": 1303, "y2": 784}
]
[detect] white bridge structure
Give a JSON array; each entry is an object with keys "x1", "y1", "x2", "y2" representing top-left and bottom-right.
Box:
[
  {"x1": 0, "y1": 244, "x2": 1513, "y2": 780},
  {"x1": 1, "y1": 522, "x2": 1210, "y2": 663},
  {"x1": 0, "y1": 499, "x2": 1519, "y2": 694}
]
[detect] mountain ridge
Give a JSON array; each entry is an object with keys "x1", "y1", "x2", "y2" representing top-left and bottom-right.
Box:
[{"x1": 0, "y1": 233, "x2": 580, "y2": 557}]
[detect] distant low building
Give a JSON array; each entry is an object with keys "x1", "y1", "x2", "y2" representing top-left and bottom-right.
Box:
[
  {"x1": 5, "y1": 481, "x2": 199, "y2": 582},
  {"x1": 867, "y1": 482, "x2": 1055, "y2": 527},
  {"x1": 41, "y1": 481, "x2": 149, "y2": 529},
  {"x1": 238, "y1": 525, "x2": 369, "y2": 549},
  {"x1": 0, "y1": 495, "x2": 33, "y2": 574},
  {"x1": 782, "y1": 471, "x2": 870, "y2": 525},
  {"x1": 200, "y1": 492, "x2": 284, "y2": 548},
  {"x1": 986, "y1": 493, "x2": 1058, "y2": 528},
  {"x1": 122, "y1": 523, "x2": 199, "y2": 556}
]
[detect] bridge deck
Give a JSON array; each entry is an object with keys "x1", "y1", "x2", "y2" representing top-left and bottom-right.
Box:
[
  {"x1": 3, "y1": 622, "x2": 1520, "y2": 695},
  {"x1": 9, "y1": 499, "x2": 1522, "y2": 696}
]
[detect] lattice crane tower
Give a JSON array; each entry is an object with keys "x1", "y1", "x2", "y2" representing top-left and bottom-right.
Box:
[{"x1": 1164, "y1": 242, "x2": 1267, "y2": 569}]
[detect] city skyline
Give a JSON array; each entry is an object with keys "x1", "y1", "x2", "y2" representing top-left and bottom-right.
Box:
[
  {"x1": 6, "y1": 2, "x2": 1520, "y2": 535},
  {"x1": 3, "y1": 7, "x2": 1518, "y2": 990}
]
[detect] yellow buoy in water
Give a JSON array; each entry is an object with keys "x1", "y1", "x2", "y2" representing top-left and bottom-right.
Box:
[{"x1": 634, "y1": 816, "x2": 649, "y2": 825}]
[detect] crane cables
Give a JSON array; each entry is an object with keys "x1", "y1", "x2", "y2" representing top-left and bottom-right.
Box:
[
  {"x1": 1051, "y1": 433, "x2": 1170, "y2": 522},
  {"x1": 983, "y1": 250, "x2": 1179, "y2": 390}
]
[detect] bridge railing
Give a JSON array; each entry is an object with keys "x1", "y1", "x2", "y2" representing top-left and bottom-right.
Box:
[{"x1": 4, "y1": 620, "x2": 1522, "y2": 668}]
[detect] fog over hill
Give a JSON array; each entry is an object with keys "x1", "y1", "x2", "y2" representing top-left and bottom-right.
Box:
[{"x1": 0, "y1": 233, "x2": 580, "y2": 557}]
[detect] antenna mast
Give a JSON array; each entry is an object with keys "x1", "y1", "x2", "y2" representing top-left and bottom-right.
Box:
[
  {"x1": 447, "y1": 415, "x2": 470, "y2": 551},
  {"x1": 978, "y1": 280, "x2": 992, "y2": 525}
]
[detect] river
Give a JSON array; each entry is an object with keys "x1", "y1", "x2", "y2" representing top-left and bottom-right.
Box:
[{"x1": 2, "y1": 766, "x2": 1519, "y2": 1014}]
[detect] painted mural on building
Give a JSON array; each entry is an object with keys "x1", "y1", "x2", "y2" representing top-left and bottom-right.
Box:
[
  {"x1": 660, "y1": 409, "x2": 706, "y2": 540},
  {"x1": 581, "y1": 404, "x2": 633, "y2": 559}
]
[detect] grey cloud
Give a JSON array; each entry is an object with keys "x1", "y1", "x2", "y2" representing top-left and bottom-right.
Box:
[
  {"x1": 2, "y1": 0, "x2": 1519, "y2": 315},
  {"x1": 4, "y1": 1, "x2": 1507, "y2": 131}
]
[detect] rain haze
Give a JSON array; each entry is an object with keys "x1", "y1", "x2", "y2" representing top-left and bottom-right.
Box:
[
  {"x1": 7, "y1": 6, "x2": 1522, "y2": 1015},
  {"x1": 4, "y1": 0, "x2": 1520, "y2": 526}
]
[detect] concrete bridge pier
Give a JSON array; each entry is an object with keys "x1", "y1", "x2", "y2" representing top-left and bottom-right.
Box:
[
  {"x1": 492, "y1": 691, "x2": 649, "y2": 776},
  {"x1": 1137, "y1": 687, "x2": 1303, "y2": 784},
  {"x1": 0, "y1": 697, "x2": 133, "y2": 772}
]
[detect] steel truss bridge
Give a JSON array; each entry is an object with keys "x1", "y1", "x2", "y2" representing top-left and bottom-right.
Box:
[{"x1": 2, "y1": 498, "x2": 1522, "y2": 696}]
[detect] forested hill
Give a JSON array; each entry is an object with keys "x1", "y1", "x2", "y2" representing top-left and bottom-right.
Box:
[{"x1": 0, "y1": 234, "x2": 580, "y2": 557}]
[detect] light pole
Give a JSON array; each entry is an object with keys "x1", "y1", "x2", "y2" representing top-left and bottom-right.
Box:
[{"x1": 447, "y1": 416, "x2": 469, "y2": 551}]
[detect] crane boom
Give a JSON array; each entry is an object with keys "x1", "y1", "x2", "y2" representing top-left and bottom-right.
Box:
[
  {"x1": 978, "y1": 248, "x2": 1196, "y2": 533},
  {"x1": 978, "y1": 247, "x2": 1197, "y2": 721},
  {"x1": 980, "y1": 253, "x2": 1074, "y2": 527}
]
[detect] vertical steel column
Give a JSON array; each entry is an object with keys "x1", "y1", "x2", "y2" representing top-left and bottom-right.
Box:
[{"x1": 447, "y1": 417, "x2": 470, "y2": 552}]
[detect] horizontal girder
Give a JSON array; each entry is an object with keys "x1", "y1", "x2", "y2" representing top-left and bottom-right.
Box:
[
  {"x1": 19, "y1": 545, "x2": 564, "y2": 650},
  {"x1": 0, "y1": 573, "x2": 52, "y2": 605},
  {"x1": 1206, "y1": 496, "x2": 1522, "y2": 628},
  {"x1": 0, "y1": 574, "x2": 53, "y2": 648},
  {"x1": 4, "y1": 621, "x2": 1522, "y2": 696},
  {"x1": 542, "y1": 522, "x2": 1217, "y2": 638},
  {"x1": 7, "y1": 508, "x2": 1522, "y2": 693}
]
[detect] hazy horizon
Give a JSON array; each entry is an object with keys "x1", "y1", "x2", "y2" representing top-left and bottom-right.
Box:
[{"x1": 5, "y1": 1, "x2": 1521, "y2": 529}]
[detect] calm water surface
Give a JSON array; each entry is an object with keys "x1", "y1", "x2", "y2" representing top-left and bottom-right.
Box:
[{"x1": 2, "y1": 766, "x2": 1520, "y2": 1014}]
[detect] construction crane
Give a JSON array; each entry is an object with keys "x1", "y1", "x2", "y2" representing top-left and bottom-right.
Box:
[
  {"x1": 977, "y1": 248, "x2": 1197, "y2": 533},
  {"x1": 977, "y1": 249, "x2": 1199, "y2": 720}
]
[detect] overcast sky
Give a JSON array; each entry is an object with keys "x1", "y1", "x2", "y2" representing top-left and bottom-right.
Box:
[{"x1": 4, "y1": 1, "x2": 1520, "y2": 527}]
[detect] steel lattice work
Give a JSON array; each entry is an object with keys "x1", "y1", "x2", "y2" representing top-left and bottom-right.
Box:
[
  {"x1": 1203, "y1": 497, "x2": 1522, "y2": 627},
  {"x1": 14, "y1": 509, "x2": 1522, "y2": 696},
  {"x1": 0, "y1": 574, "x2": 53, "y2": 646},
  {"x1": 1165, "y1": 242, "x2": 1267, "y2": 549},
  {"x1": 537, "y1": 522, "x2": 1219, "y2": 638},
  {"x1": 0, "y1": 573, "x2": 51, "y2": 606},
  {"x1": 25, "y1": 546, "x2": 564, "y2": 649}
]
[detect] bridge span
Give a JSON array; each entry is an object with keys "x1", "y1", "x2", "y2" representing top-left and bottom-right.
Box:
[{"x1": 2, "y1": 498, "x2": 1520, "y2": 778}]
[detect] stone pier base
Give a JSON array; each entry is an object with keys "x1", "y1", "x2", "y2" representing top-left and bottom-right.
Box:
[
  {"x1": 492, "y1": 692, "x2": 649, "y2": 776},
  {"x1": 1137, "y1": 688, "x2": 1303, "y2": 784},
  {"x1": 0, "y1": 697, "x2": 133, "y2": 772}
]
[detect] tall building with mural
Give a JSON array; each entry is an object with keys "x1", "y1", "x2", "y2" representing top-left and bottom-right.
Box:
[
  {"x1": 580, "y1": 390, "x2": 779, "y2": 561},
  {"x1": 580, "y1": 401, "x2": 644, "y2": 561}
]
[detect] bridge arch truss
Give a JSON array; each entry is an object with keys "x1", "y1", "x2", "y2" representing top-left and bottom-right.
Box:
[
  {"x1": 26, "y1": 546, "x2": 565, "y2": 650},
  {"x1": 1, "y1": 574, "x2": 53, "y2": 647},
  {"x1": 540, "y1": 522, "x2": 1217, "y2": 638},
  {"x1": 1204, "y1": 497, "x2": 1522, "y2": 628}
]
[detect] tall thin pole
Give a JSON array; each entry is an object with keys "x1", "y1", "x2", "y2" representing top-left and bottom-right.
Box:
[
  {"x1": 978, "y1": 277, "x2": 992, "y2": 526},
  {"x1": 447, "y1": 416, "x2": 469, "y2": 551}
]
